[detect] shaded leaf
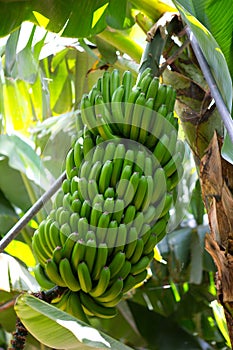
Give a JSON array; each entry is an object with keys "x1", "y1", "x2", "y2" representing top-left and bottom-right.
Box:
[
  {"x1": 0, "y1": 190, "x2": 18, "y2": 236},
  {"x1": 15, "y1": 294, "x2": 133, "y2": 350},
  {"x1": 127, "y1": 300, "x2": 214, "y2": 349}
]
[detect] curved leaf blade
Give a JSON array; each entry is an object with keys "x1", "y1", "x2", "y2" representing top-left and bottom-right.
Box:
[
  {"x1": 173, "y1": 1, "x2": 232, "y2": 113},
  {"x1": 15, "y1": 294, "x2": 133, "y2": 350}
]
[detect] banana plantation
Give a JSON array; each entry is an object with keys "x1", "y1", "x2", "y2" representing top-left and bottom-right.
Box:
[{"x1": 0, "y1": 1, "x2": 233, "y2": 349}]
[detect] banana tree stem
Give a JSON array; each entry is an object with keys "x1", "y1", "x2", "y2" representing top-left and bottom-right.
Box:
[
  {"x1": 186, "y1": 26, "x2": 233, "y2": 144},
  {"x1": 0, "y1": 171, "x2": 66, "y2": 253}
]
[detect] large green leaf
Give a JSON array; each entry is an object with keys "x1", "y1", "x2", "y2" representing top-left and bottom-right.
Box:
[
  {"x1": 173, "y1": 0, "x2": 233, "y2": 164},
  {"x1": 173, "y1": 1, "x2": 232, "y2": 113},
  {"x1": 15, "y1": 294, "x2": 133, "y2": 350},
  {"x1": 172, "y1": 0, "x2": 233, "y2": 81},
  {"x1": 0, "y1": 253, "x2": 39, "y2": 293},
  {"x1": 0, "y1": 134, "x2": 47, "y2": 188},
  {"x1": 0, "y1": 190, "x2": 18, "y2": 236},
  {"x1": 0, "y1": 0, "x2": 135, "y2": 38}
]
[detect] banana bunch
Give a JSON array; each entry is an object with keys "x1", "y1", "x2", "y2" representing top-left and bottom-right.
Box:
[{"x1": 32, "y1": 68, "x2": 184, "y2": 319}]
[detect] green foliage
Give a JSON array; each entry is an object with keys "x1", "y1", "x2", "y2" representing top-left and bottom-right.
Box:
[{"x1": 0, "y1": 1, "x2": 232, "y2": 349}]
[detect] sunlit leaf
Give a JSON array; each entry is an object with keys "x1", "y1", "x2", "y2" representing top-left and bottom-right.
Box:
[
  {"x1": 211, "y1": 300, "x2": 231, "y2": 348},
  {"x1": 4, "y1": 240, "x2": 36, "y2": 268},
  {"x1": 15, "y1": 294, "x2": 133, "y2": 350},
  {"x1": 0, "y1": 134, "x2": 47, "y2": 188},
  {"x1": 0, "y1": 253, "x2": 39, "y2": 293}
]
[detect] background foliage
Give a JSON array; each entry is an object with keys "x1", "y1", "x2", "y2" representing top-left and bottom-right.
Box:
[{"x1": 0, "y1": 0, "x2": 232, "y2": 349}]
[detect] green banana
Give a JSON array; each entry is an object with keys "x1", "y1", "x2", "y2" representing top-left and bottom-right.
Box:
[
  {"x1": 116, "y1": 259, "x2": 131, "y2": 280},
  {"x1": 62, "y1": 179, "x2": 70, "y2": 194},
  {"x1": 138, "y1": 97, "x2": 154, "y2": 144},
  {"x1": 66, "y1": 148, "x2": 76, "y2": 180},
  {"x1": 111, "y1": 143, "x2": 126, "y2": 187},
  {"x1": 123, "y1": 205, "x2": 136, "y2": 225},
  {"x1": 59, "y1": 258, "x2": 81, "y2": 291},
  {"x1": 77, "y1": 261, "x2": 92, "y2": 293},
  {"x1": 52, "y1": 289, "x2": 70, "y2": 311},
  {"x1": 48, "y1": 221, "x2": 62, "y2": 252},
  {"x1": 163, "y1": 152, "x2": 182, "y2": 178},
  {"x1": 80, "y1": 94, "x2": 98, "y2": 136},
  {"x1": 52, "y1": 246, "x2": 63, "y2": 265},
  {"x1": 165, "y1": 85, "x2": 176, "y2": 113},
  {"x1": 77, "y1": 177, "x2": 88, "y2": 202},
  {"x1": 71, "y1": 198, "x2": 82, "y2": 213},
  {"x1": 123, "y1": 86, "x2": 141, "y2": 137},
  {"x1": 34, "y1": 263, "x2": 56, "y2": 290},
  {"x1": 124, "y1": 171, "x2": 140, "y2": 205},
  {"x1": 103, "y1": 141, "x2": 116, "y2": 163},
  {"x1": 96, "y1": 211, "x2": 111, "y2": 243},
  {"x1": 92, "y1": 243, "x2": 109, "y2": 280},
  {"x1": 69, "y1": 212, "x2": 80, "y2": 233},
  {"x1": 71, "y1": 239, "x2": 86, "y2": 270},
  {"x1": 77, "y1": 217, "x2": 89, "y2": 239},
  {"x1": 114, "y1": 224, "x2": 127, "y2": 252},
  {"x1": 146, "y1": 76, "x2": 159, "y2": 99},
  {"x1": 80, "y1": 199, "x2": 91, "y2": 219},
  {"x1": 111, "y1": 85, "x2": 125, "y2": 129},
  {"x1": 84, "y1": 239, "x2": 97, "y2": 274},
  {"x1": 112, "y1": 198, "x2": 124, "y2": 224},
  {"x1": 153, "y1": 133, "x2": 170, "y2": 165},
  {"x1": 125, "y1": 226, "x2": 138, "y2": 260},
  {"x1": 62, "y1": 232, "x2": 79, "y2": 260},
  {"x1": 138, "y1": 74, "x2": 152, "y2": 95},
  {"x1": 133, "y1": 175, "x2": 148, "y2": 211},
  {"x1": 45, "y1": 259, "x2": 66, "y2": 287},
  {"x1": 95, "y1": 277, "x2": 123, "y2": 303},
  {"x1": 136, "y1": 67, "x2": 152, "y2": 85},
  {"x1": 109, "y1": 251, "x2": 126, "y2": 279},
  {"x1": 110, "y1": 69, "x2": 120, "y2": 100},
  {"x1": 134, "y1": 150, "x2": 145, "y2": 176},
  {"x1": 83, "y1": 134, "x2": 95, "y2": 159},
  {"x1": 73, "y1": 139, "x2": 83, "y2": 169},
  {"x1": 90, "y1": 266, "x2": 111, "y2": 297},
  {"x1": 143, "y1": 233, "x2": 157, "y2": 255},
  {"x1": 90, "y1": 202, "x2": 102, "y2": 228},
  {"x1": 154, "y1": 84, "x2": 167, "y2": 111},
  {"x1": 130, "y1": 92, "x2": 146, "y2": 141},
  {"x1": 131, "y1": 255, "x2": 150, "y2": 275},
  {"x1": 130, "y1": 238, "x2": 144, "y2": 264},
  {"x1": 80, "y1": 291, "x2": 117, "y2": 319},
  {"x1": 141, "y1": 175, "x2": 154, "y2": 212},
  {"x1": 66, "y1": 291, "x2": 89, "y2": 323},
  {"x1": 151, "y1": 167, "x2": 167, "y2": 204},
  {"x1": 104, "y1": 187, "x2": 115, "y2": 199},
  {"x1": 122, "y1": 70, "x2": 133, "y2": 102},
  {"x1": 105, "y1": 220, "x2": 118, "y2": 251},
  {"x1": 101, "y1": 70, "x2": 111, "y2": 103},
  {"x1": 93, "y1": 144, "x2": 105, "y2": 164},
  {"x1": 88, "y1": 160, "x2": 102, "y2": 182},
  {"x1": 123, "y1": 270, "x2": 148, "y2": 293},
  {"x1": 116, "y1": 164, "x2": 132, "y2": 199},
  {"x1": 99, "y1": 160, "x2": 113, "y2": 194}
]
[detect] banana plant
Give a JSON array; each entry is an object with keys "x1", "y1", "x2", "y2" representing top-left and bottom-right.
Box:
[{"x1": 0, "y1": 1, "x2": 233, "y2": 350}]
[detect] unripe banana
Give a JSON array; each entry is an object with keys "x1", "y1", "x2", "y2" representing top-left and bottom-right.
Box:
[
  {"x1": 77, "y1": 261, "x2": 92, "y2": 293},
  {"x1": 90, "y1": 266, "x2": 111, "y2": 297},
  {"x1": 95, "y1": 277, "x2": 123, "y2": 303},
  {"x1": 71, "y1": 239, "x2": 86, "y2": 270},
  {"x1": 34, "y1": 263, "x2": 56, "y2": 290},
  {"x1": 80, "y1": 291, "x2": 117, "y2": 319},
  {"x1": 59, "y1": 258, "x2": 81, "y2": 291},
  {"x1": 45, "y1": 259, "x2": 66, "y2": 287},
  {"x1": 92, "y1": 243, "x2": 109, "y2": 280}
]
